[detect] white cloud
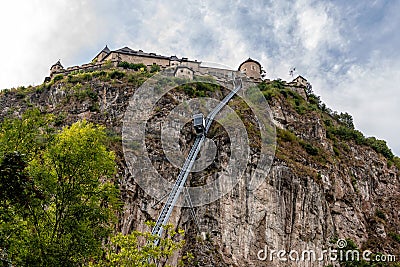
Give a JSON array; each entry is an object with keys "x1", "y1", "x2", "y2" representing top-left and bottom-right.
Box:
[
  {"x1": 321, "y1": 54, "x2": 400, "y2": 155},
  {"x1": 295, "y1": 1, "x2": 342, "y2": 51},
  {"x1": 0, "y1": 0, "x2": 107, "y2": 89}
]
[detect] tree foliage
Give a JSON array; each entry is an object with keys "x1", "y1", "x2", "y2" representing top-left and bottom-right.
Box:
[
  {"x1": 326, "y1": 124, "x2": 394, "y2": 160},
  {"x1": 90, "y1": 222, "x2": 189, "y2": 267},
  {"x1": 117, "y1": 61, "x2": 147, "y2": 71},
  {"x1": 0, "y1": 109, "x2": 54, "y2": 160},
  {"x1": 150, "y1": 64, "x2": 161, "y2": 73},
  {"x1": 0, "y1": 110, "x2": 120, "y2": 266},
  {"x1": 0, "y1": 109, "x2": 188, "y2": 266},
  {"x1": 365, "y1": 137, "x2": 394, "y2": 159},
  {"x1": 336, "y1": 112, "x2": 355, "y2": 129}
]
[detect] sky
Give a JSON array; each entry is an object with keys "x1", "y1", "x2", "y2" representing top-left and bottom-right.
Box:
[{"x1": 0, "y1": 0, "x2": 399, "y2": 155}]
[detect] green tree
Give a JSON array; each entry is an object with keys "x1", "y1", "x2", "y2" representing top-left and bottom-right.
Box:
[
  {"x1": 337, "y1": 112, "x2": 355, "y2": 129},
  {"x1": 0, "y1": 109, "x2": 55, "y2": 265},
  {"x1": 90, "y1": 222, "x2": 190, "y2": 267},
  {"x1": 28, "y1": 120, "x2": 120, "y2": 266},
  {"x1": 365, "y1": 137, "x2": 394, "y2": 160},
  {"x1": 0, "y1": 113, "x2": 120, "y2": 266},
  {"x1": 0, "y1": 108, "x2": 54, "y2": 160},
  {"x1": 0, "y1": 151, "x2": 37, "y2": 265}
]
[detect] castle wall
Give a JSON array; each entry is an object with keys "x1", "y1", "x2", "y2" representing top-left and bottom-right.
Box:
[
  {"x1": 179, "y1": 60, "x2": 200, "y2": 71},
  {"x1": 95, "y1": 51, "x2": 109, "y2": 62},
  {"x1": 170, "y1": 60, "x2": 180, "y2": 67},
  {"x1": 104, "y1": 52, "x2": 170, "y2": 68},
  {"x1": 198, "y1": 66, "x2": 234, "y2": 80}
]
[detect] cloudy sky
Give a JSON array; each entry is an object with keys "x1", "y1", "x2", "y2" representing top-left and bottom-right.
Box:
[{"x1": 0, "y1": 0, "x2": 399, "y2": 155}]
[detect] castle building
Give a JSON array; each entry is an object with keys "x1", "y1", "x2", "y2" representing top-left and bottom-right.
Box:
[
  {"x1": 238, "y1": 58, "x2": 262, "y2": 80},
  {"x1": 174, "y1": 66, "x2": 194, "y2": 80},
  {"x1": 289, "y1": 75, "x2": 308, "y2": 88},
  {"x1": 47, "y1": 46, "x2": 312, "y2": 100},
  {"x1": 50, "y1": 60, "x2": 64, "y2": 74},
  {"x1": 93, "y1": 45, "x2": 111, "y2": 62},
  {"x1": 93, "y1": 46, "x2": 201, "y2": 71},
  {"x1": 48, "y1": 46, "x2": 266, "y2": 82}
]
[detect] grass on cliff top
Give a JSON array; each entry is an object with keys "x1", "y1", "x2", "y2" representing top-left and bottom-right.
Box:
[{"x1": 0, "y1": 68, "x2": 153, "y2": 98}]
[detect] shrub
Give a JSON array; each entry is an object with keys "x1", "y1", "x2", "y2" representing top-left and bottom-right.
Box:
[
  {"x1": 117, "y1": 61, "x2": 130, "y2": 69},
  {"x1": 277, "y1": 129, "x2": 297, "y2": 142},
  {"x1": 333, "y1": 145, "x2": 340, "y2": 156},
  {"x1": 365, "y1": 137, "x2": 394, "y2": 160},
  {"x1": 80, "y1": 72, "x2": 92, "y2": 81},
  {"x1": 393, "y1": 157, "x2": 400, "y2": 170},
  {"x1": 324, "y1": 119, "x2": 333, "y2": 127},
  {"x1": 89, "y1": 102, "x2": 100, "y2": 112},
  {"x1": 271, "y1": 79, "x2": 285, "y2": 89},
  {"x1": 87, "y1": 89, "x2": 98, "y2": 101},
  {"x1": 308, "y1": 93, "x2": 320, "y2": 106},
  {"x1": 335, "y1": 112, "x2": 354, "y2": 129},
  {"x1": 327, "y1": 126, "x2": 365, "y2": 144},
  {"x1": 53, "y1": 74, "x2": 64, "y2": 82},
  {"x1": 181, "y1": 82, "x2": 219, "y2": 97},
  {"x1": 67, "y1": 74, "x2": 84, "y2": 84},
  {"x1": 15, "y1": 91, "x2": 26, "y2": 99},
  {"x1": 117, "y1": 61, "x2": 147, "y2": 71},
  {"x1": 90, "y1": 223, "x2": 189, "y2": 267},
  {"x1": 195, "y1": 90, "x2": 205, "y2": 97},
  {"x1": 280, "y1": 89, "x2": 288, "y2": 98},
  {"x1": 54, "y1": 112, "x2": 67, "y2": 126},
  {"x1": 375, "y1": 209, "x2": 386, "y2": 220},
  {"x1": 301, "y1": 142, "x2": 319, "y2": 156},
  {"x1": 150, "y1": 64, "x2": 161, "y2": 73},
  {"x1": 92, "y1": 70, "x2": 107, "y2": 78},
  {"x1": 108, "y1": 70, "x2": 125, "y2": 79},
  {"x1": 262, "y1": 89, "x2": 276, "y2": 101},
  {"x1": 389, "y1": 232, "x2": 400, "y2": 243},
  {"x1": 196, "y1": 82, "x2": 216, "y2": 93},
  {"x1": 183, "y1": 84, "x2": 195, "y2": 96},
  {"x1": 246, "y1": 85, "x2": 266, "y2": 104}
]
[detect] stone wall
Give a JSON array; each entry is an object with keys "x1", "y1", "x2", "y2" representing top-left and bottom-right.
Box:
[{"x1": 104, "y1": 52, "x2": 171, "y2": 68}]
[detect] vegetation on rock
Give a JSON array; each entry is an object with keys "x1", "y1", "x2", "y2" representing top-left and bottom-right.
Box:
[{"x1": 90, "y1": 222, "x2": 190, "y2": 267}]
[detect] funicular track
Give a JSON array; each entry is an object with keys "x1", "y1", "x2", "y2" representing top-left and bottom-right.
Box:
[{"x1": 151, "y1": 74, "x2": 243, "y2": 245}]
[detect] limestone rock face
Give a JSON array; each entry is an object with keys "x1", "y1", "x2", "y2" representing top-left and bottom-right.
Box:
[{"x1": 1, "y1": 71, "x2": 399, "y2": 267}]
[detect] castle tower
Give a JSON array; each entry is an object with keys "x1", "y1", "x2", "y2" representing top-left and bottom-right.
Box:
[
  {"x1": 50, "y1": 60, "x2": 64, "y2": 77},
  {"x1": 93, "y1": 45, "x2": 111, "y2": 62},
  {"x1": 238, "y1": 58, "x2": 262, "y2": 80}
]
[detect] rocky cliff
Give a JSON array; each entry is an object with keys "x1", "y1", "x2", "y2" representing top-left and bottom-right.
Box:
[{"x1": 1, "y1": 68, "x2": 399, "y2": 266}]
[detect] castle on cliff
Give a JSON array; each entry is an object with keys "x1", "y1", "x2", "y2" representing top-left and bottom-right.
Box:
[{"x1": 48, "y1": 46, "x2": 308, "y2": 88}]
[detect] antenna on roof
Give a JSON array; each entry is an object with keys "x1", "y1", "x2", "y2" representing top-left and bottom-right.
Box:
[{"x1": 289, "y1": 67, "x2": 296, "y2": 77}]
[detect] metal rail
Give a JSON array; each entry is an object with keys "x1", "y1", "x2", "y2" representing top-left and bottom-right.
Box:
[{"x1": 151, "y1": 75, "x2": 242, "y2": 245}]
